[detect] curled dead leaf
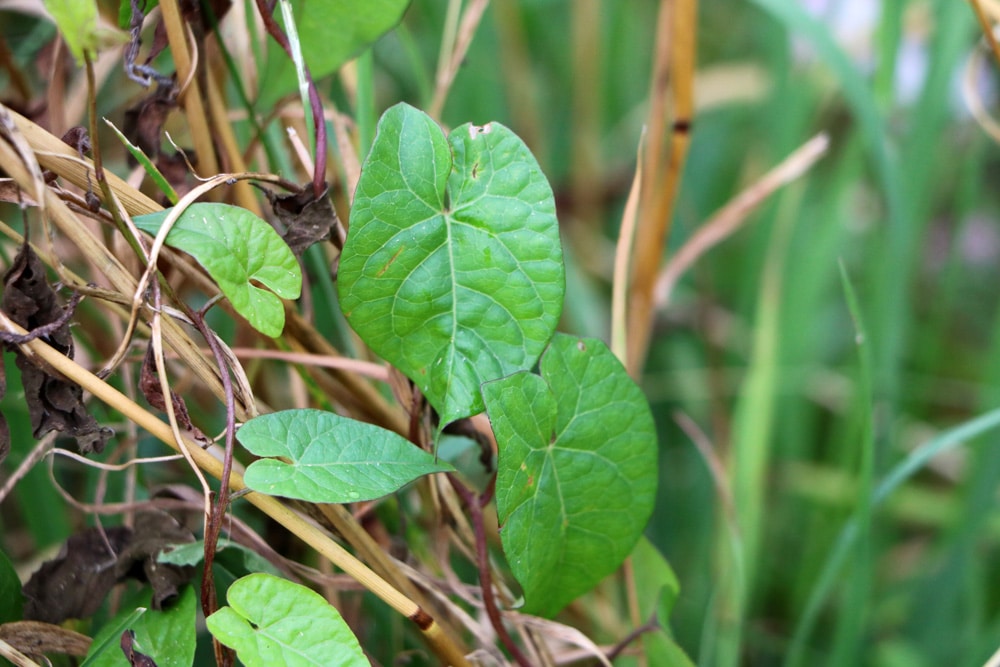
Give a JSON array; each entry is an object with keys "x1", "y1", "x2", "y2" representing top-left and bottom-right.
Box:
[
  {"x1": 22, "y1": 512, "x2": 195, "y2": 624},
  {"x1": 1, "y1": 243, "x2": 112, "y2": 454}
]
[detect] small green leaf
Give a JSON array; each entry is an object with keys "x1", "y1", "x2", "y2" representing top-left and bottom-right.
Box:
[
  {"x1": 631, "y1": 537, "x2": 680, "y2": 626},
  {"x1": 339, "y1": 103, "x2": 565, "y2": 425},
  {"x1": 207, "y1": 573, "x2": 367, "y2": 667},
  {"x1": 0, "y1": 548, "x2": 23, "y2": 623},
  {"x1": 82, "y1": 586, "x2": 196, "y2": 667},
  {"x1": 105, "y1": 119, "x2": 178, "y2": 205},
  {"x1": 238, "y1": 409, "x2": 453, "y2": 502},
  {"x1": 134, "y1": 203, "x2": 302, "y2": 337},
  {"x1": 159, "y1": 540, "x2": 284, "y2": 578},
  {"x1": 45, "y1": 0, "x2": 128, "y2": 64},
  {"x1": 483, "y1": 334, "x2": 658, "y2": 617},
  {"x1": 257, "y1": 0, "x2": 410, "y2": 108}
]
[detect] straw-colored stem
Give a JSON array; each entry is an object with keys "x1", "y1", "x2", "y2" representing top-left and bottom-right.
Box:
[
  {"x1": 159, "y1": 0, "x2": 221, "y2": 181},
  {"x1": 626, "y1": 0, "x2": 697, "y2": 376},
  {"x1": 0, "y1": 312, "x2": 471, "y2": 667}
]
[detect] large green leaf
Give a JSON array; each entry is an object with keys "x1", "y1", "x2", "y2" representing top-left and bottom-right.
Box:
[
  {"x1": 256, "y1": 0, "x2": 410, "y2": 108},
  {"x1": 238, "y1": 409, "x2": 453, "y2": 503},
  {"x1": 206, "y1": 573, "x2": 367, "y2": 667},
  {"x1": 339, "y1": 103, "x2": 565, "y2": 426},
  {"x1": 134, "y1": 203, "x2": 301, "y2": 337},
  {"x1": 482, "y1": 334, "x2": 657, "y2": 617},
  {"x1": 82, "y1": 586, "x2": 196, "y2": 667}
]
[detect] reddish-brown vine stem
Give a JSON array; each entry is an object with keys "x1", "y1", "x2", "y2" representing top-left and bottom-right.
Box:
[{"x1": 447, "y1": 473, "x2": 532, "y2": 667}]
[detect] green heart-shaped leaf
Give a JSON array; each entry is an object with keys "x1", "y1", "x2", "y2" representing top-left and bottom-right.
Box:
[
  {"x1": 483, "y1": 334, "x2": 658, "y2": 617},
  {"x1": 134, "y1": 203, "x2": 301, "y2": 337},
  {"x1": 207, "y1": 574, "x2": 366, "y2": 667},
  {"x1": 338, "y1": 103, "x2": 564, "y2": 425},
  {"x1": 238, "y1": 409, "x2": 453, "y2": 503}
]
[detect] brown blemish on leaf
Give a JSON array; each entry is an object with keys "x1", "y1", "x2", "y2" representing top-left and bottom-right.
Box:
[{"x1": 376, "y1": 245, "x2": 405, "y2": 277}]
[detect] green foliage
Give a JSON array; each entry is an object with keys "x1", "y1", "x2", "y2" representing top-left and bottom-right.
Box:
[
  {"x1": 339, "y1": 103, "x2": 565, "y2": 426},
  {"x1": 237, "y1": 408, "x2": 454, "y2": 502},
  {"x1": 257, "y1": 0, "x2": 410, "y2": 108},
  {"x1": 134, "y1": 203, "x2": 302, "y2": 337},
  {"x1": 483, "y1": 334, "x2": 657, "y2": 617},
  {"x1": 43, "y1": 0, "x2": 126, "y2": 64},
  {"x1": 206, "y1": 573, "x2": 367, "y2": 667},
  {"x1": 83, "y1": 586, "x2": 196, "y2": 667},
  {"x1": 158, "y1": 540, "x2": 285, "y2": 578},
  {"x1": 106, "y1": 119, "x2": 178, "y2": 205},
  {"x1": 0, "y1": 548, "x2": 22, "y2": 623}
]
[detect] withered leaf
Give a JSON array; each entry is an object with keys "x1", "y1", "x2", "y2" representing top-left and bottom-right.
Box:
[
  {"x1": 22, "y1": 526, "x2": 131, "y2": 624},
  {"x1": 121, "y1": 630, "x2": 158, "y2": 667},
  {"x1": 264, "y1": 184, "x2": 340, "y2": 255},
  {"x1": 0, "y1": 620, "x2": 92, "y2": 658},
  {"x1": 123, "y1": 85, "x2": 177, "y2": 160},
  {"x1": 22, "y1": 512, "x2": 195, "y2": 624},
  {"x1": 1, "y1": 243, "x2": 112, "y2": 454},
  {"x1": 114, "y1": 510, "x2": 196, "y2": 609},
  {"x1": 60, "y1": 126, "x2": 91, "y2": 158},
  {"x1": 155, "y1": 151, "x2": 196, "y2": 201},
  {"x1": 139, "y1": 344, "x2": 207, "y2": 445}
]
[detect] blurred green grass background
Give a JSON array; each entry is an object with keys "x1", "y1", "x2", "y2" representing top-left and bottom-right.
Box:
[{"x1": 390, "y1": 1, "x2": 1000, "y2": 664}]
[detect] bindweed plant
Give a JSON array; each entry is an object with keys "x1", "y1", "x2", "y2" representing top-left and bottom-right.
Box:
[{"x1": 0, "y1": 1, "x2": 688, "y2": 665}]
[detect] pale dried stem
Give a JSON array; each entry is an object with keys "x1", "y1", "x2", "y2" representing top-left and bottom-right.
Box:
[
  {"x1": 971, "y1": 0, "x2": 1000, "y2": 70},
  {"x1": 0, "y1": 432, "x2": 58, "y2": 503},
  {"x1": 611, "y1": 131, "x2": 645, "y2": 366},
  {"x1": 653, "y1": 133, "x2": 830, "y2": 308},
  {"x1": 626, "y1": 0, "x2": 697, "y2": 376},
  {"x1": 428, "y1": 0, "x2": 490, "y2": 120},
  {"x1": 151, "y1": 311, "x2": 213, "y2": 517},
  {"x1": 222, "y1": 348, "x2": 390, "y2": 381},
  {"x1": 0, "y1": 638, "x2": 41, "y2": 667},
  {"x1": 0, "y1": 312, "x2": 470, "y2": 667},
  {"x1": 49, "y1": 448, "x2": 185, "y2": 471},
  {"x1": 964, "y1": 48, "x2": 1000, "y2": 143},
  {"x1": 286, "y1": 125, "x2": 315, "y2": 175},
  {"x1": 159, "y1": 0, "x2": 220, "y2": 180},
  {"x1": 205, "y1": 66, "x2": 262, "y2": 214}
]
